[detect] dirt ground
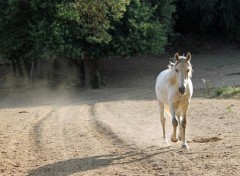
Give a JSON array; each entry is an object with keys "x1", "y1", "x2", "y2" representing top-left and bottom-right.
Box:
[{"x1": 1, "y1": 46, "x2": 240, "y2": 176}]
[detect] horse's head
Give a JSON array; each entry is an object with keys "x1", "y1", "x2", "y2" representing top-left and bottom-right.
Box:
[{"x1": 174, "y1": 52, "x2": 192, "y2": 94}]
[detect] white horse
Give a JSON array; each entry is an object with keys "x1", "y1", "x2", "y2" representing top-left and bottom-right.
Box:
[{"x1": 155, "y1": 52, "x2": 193, "y2": 149}]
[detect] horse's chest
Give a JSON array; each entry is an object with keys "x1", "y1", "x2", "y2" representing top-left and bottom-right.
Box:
[{"x1": 173, "y1": 95, "x2": 188, "y2": 107}]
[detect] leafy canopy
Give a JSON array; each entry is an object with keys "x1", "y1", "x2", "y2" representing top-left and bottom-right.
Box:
[{"x1": 0, "y1": 0, "x2": 174, "y2": 62}]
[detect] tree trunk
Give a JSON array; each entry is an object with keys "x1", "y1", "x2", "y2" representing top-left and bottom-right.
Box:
[
  {"x1": 11, "y1": 59, "x2": 17, "y2": 77},
  {"x1": 73, "y1": 58, "x2": 86, "y2": 88},
  {"x1": 50, "y1": 59, "x2": 61, "y2": 88},
  {"x1": 22, "y1": 57, "x2": 34, "y2": 81},
  {"x1": 80, "y1": 58, "x2": 85, "y2": 87},
  {"x1": 12, "y1": 58, "x2": 24, "y2": 77},
  {"x1": 81, "y1": 57, "x2": 101, "y2": 89},
  {"x1": 83, "y1": 57, "x2": 91, "y2": 88},
  {"x1": 91, "y1": 58, "x2": 101, "y2": 89},
  {"x1": 30, "y1": 59, "x2": 35, "y2": 83}
]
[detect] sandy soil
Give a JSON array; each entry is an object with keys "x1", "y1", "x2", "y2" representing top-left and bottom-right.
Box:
[{"x1": 1, "y1": 47, "x2": 240, "y2": 176}]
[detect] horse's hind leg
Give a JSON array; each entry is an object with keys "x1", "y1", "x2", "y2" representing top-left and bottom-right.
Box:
[{"x1": 158, "y1": 101, "x2": 168, "y2": 144}]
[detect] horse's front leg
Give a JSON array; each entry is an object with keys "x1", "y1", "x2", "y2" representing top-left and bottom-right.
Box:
[
  {"x1": 181, "y1": 103, "x2": 189, "y2": 149},
  {"x1": 170, "y1": 103, "x2": 178, "y2": 142},
  {"x1": 177, "y1": 113, "x2": 183, "y2": 141}
]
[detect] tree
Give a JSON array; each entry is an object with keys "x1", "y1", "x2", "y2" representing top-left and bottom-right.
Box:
[
  {"x1": 175, "y1": 0, "x2": 240, "y2": 40},
  {"x1": 0, "y1": 0, "x2": 35, "y2": 81},
  {"x1": 0, "y1": 0, "x2": 175, "y2": 89},
  {"x1": 30, "y1": 0, "x2": 132, "y2": 88},
  {"x1": 110, "y1": 0, "x2": 175, "y2": 56}
]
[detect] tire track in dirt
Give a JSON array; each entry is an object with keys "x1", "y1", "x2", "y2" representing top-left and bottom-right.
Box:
[
  {"x1": 2, "y1": 97, "x2": 240, "y2": 175},
  {"x1": 88, "y1": 104, "x2": 163, "y2": 175},
  {"x1": 0, "y1": 106, "x2": 54, "y2": 176},
  {"x1": 30, "y1": 107, "x2": 69, "y2": 162},
  {"x1": 32, "y1": 110, "x2": 55, "y2": 149},
  {"x1": 28, "y1": 106, "x2": 77, "y2": 176},
  {"x1": 90, "y1": 105, "x2": 134, "y2": 151},
  {"x1": 27, "y1": 104, "x2": 157, "y2": 176},
  {"x1": 89, "y1": 103, "x2": 198, "y2": 176},
  {"x1": 90, "y1": 101, "x2": 238, "y2": 175}
]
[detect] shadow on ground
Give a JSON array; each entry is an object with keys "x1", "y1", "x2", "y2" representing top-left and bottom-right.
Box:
[{"x1": 28, "y1": 146, "x2": 176, "y2": 176}]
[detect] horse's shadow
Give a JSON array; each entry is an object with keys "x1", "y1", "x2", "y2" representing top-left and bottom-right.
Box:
[
  {"x1": 28, "y1": 146, "x2": 174, "y2": 176},
  {"x1": 27, "y1": 154, "x2": 121, "y2": 176}
]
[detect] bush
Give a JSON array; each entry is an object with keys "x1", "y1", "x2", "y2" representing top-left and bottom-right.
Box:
[{"x1": 215, "y1": 86, "x2": 240, "y2": 98}]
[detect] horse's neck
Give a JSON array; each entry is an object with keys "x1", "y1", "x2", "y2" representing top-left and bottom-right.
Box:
[{"x1": 167, "y1": 69, "x2": 176, "y2": 82}]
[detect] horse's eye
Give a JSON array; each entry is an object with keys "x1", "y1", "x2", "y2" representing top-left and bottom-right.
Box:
[
  {"x1": 187, "y1": 69, "x2": 190, "y2": 72},
  {"x1": 175, "y1": 69, "x2": 178, "y2": 73}
]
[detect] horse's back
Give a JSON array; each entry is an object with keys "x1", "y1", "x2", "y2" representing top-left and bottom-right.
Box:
[{"x1": 155, "y1": 69, "x2": 170, "y2": 104}]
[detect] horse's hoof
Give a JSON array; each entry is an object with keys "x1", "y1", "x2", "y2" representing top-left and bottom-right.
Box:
[
  {"x1": 181, "y1": 143, "x2": 189, "y2": 149},
  {"x1": 161, "y1": 138, "x2": 169, "y2": 147},
  {"x1": 171, "y1": 136, "x2": 178, "y2": 142}
]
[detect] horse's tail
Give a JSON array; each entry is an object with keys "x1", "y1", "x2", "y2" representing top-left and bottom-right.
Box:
[{"x1": 165, "y1": 104, "x2": 171, "y2": 116}]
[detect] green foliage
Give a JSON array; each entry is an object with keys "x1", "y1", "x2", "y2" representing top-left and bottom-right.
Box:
[
  {"x1": 175, "y1": 0, "x2": 240, "y2": 40},
  {"x1": 0, "y1": 0, "x2": 34, "y2": 60},
  {"x1": 30, "y1": 0, "x2": 131, "y2": 59},
  {"x1": 215, "y1": 86, "x2": 240, "y2": 98},
  {"x1": 0, "y1": 0, "x2": 175, "y2": 88},
  {"x1": 0, "y1": 0, "x2": 174, "y2": 61},
  {"x1": 150, "y1": 0, "x2": 176, "y2": 41},
  {"x1": 110, "y1": 0, "x2": 175, "y2": 56}
]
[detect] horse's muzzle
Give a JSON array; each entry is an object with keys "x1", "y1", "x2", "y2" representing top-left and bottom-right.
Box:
[{"x1": 179, "y1": 87, "x2": 186, "y2": 94}]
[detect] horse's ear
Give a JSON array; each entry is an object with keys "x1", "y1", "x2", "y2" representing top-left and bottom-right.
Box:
[
  {"x1": 175, "y1": 53, "x2": 179, "y2": 61},
  {"x1": 186, "y1": 52, "x2": 191, "y2": 62}
]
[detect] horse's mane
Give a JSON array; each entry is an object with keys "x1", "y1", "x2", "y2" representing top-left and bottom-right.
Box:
[
  {"x1": 168, "y1": 58, "x2": 176, "y2": 69},
  {"x1": 168, "y1": 56, "x2": 186, "y2": 69},
  {"x1": 168, "y1": 56, "x2": 193, "y2": 77}
]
